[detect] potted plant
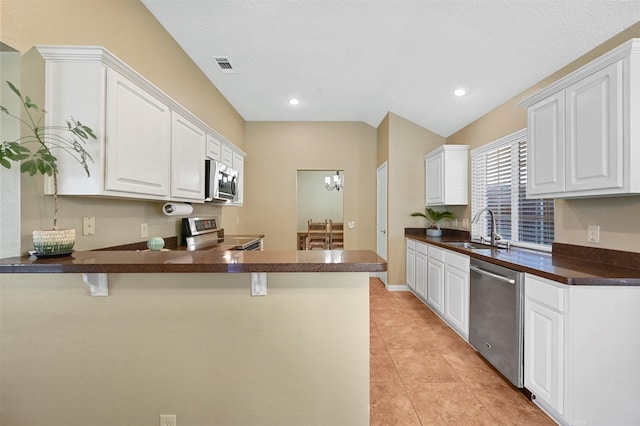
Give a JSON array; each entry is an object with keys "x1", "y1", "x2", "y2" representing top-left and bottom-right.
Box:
[
  {"x1": 411, "y1": 207, "x2": 455, "y2": 237},
  {"x1": 0, "y1": 81, "x2": 96, "y2": 256}
]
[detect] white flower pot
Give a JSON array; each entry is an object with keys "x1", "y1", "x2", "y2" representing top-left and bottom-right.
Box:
[
  {"x1": 32, "y1": 229, "x2": 76, "y2": 256},
  {"x1": 426, "y1": 228, "x2": 442, "y2": 237}
]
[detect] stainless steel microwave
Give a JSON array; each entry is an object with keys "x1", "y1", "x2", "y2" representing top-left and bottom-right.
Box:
[{"x1": 205, "y1": 159, "x2": 238, "y2": 203}]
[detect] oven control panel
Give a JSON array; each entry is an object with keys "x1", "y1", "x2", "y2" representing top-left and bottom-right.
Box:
[{"x1": 182, "y1": 217, "x2": 219, "y2": 237}]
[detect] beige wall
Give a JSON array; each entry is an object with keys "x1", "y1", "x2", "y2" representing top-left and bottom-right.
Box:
[
  {"x1": 0, "y1": 272, "x2": 370, "y2": 425},
  {"x1": 2, "y1": 0, "x2": 245, "y2": 252},
  {"x1": 244, "y1": 122, "x2": 377, "y2": 250},
  {"x1": 386, "y1": 113, "x2": 445, "y2": 285},
  {"x1": 447, "y1": 21, "x2": 640, "y2": 253}
]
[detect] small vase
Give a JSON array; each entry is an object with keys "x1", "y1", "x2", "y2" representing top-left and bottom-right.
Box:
[
  {"x1": 32, "y1": 229, "x2": 76, "y2": 256},
  {"x1": 426, "y1": 228, "x2": 442, "y2": 237}
]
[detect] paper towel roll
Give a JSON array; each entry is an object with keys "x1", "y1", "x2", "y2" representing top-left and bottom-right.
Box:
[{"x1": 162, "y1": 203, "x2": 193, "y2": 216}]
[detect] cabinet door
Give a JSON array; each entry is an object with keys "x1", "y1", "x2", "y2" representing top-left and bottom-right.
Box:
[
  {"x1": 527, "y1": 91, "x2": 565, "y2": 197},
  {"x1": 206, "y1": 133, "x2": 221, "y2": 162},
  {"x1": 221, "y1": 144, "x2": 233, "y2": 167},
  {"x1": 565, "y1": 60, "x2": 623, "y2": 193},
  {"x1": 444, "y1": 265, "x2": 469, "y2": 339},
  {"x1": 427, "y1": 258, "x2": 445, "y2": 315},
  {"x1": 415, "y1": 252, "x2": 427, "y2": 298},
  {"x1": 425, "y1": 153, "x2": 444, "y2": 205},
  {"x1": 231, "y1": 152, "x2": 244, "y2": 205},
  {"x1": 171, "y1": 112, "x2": 205, "y2": 200},
  {"x1": 105, "y1": 69, "x2": 171, "y2": 196},
  {"x1": 406, "y1": 246, "x2": 416, "y2": 290},
  {"x1": 524, "y1": 298, "x2": 564, "y2": 415}
]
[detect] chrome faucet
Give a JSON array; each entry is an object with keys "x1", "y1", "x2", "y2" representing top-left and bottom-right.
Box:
[{"x1": 472, "y1": 208, "x2": 502, "y2": 246}]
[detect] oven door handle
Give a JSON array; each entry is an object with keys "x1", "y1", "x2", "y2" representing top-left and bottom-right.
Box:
[{"x1": 470, "y1": 265, "x2": 516, "y2": 285}]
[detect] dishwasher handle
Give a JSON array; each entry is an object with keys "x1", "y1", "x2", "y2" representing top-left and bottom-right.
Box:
[{"x1": 470, "y1": 265, "x2": 516, "y2": 285}]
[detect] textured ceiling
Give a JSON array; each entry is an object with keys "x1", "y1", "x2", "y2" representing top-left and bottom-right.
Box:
[{"x1": 142, "y1": 1, "x2": 640, "y2": 137}]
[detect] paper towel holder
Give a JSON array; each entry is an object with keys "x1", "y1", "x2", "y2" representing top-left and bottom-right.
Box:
[{"x1": 163, "y1": 202, "x2": 193, "y2": 216}]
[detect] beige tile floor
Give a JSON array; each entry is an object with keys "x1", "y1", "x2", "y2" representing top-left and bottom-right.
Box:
[{"x1": 369, "y1": 278, "x2": 556, "y2": 425}]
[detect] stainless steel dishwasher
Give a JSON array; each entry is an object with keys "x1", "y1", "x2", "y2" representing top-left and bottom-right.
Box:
[{"x1": 469, "y1": 258, "x2": 524, "y2": 387}]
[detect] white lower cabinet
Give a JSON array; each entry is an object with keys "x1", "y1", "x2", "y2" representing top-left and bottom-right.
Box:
[
  {"x1": 443, "y1": 250, "x2": 470, "y2": 339},
  {"x1": 426, "y1": 245, "x2": 445, "y2": 315},
  {"x1": 406, "y1": 239, "x2": 416, "y2": 291},
  {"x1": 405, "y1": 239, "x2": 469, "y2": 340},
  {"x1": 414, "y1": 242, "x2": 428, "y2": 299},
  {"x1": 524, "y1": 274, "x2": 640, "y2": 425},
  {"x1": 524, "y1": 275, "x2": 565, "y2": 416}
]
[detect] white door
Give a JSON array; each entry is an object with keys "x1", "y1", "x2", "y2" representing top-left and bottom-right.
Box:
[{"x1": 376, "y1": 162, "x2": 388, "y2": 284}]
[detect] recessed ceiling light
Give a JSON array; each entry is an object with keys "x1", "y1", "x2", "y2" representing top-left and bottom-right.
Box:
[
  {"x1": 454, "y1": 86, "x2": 469, "y2": 97},
  {"x1": 289, "y1": 98, "x2": 300, "y2": 105}
]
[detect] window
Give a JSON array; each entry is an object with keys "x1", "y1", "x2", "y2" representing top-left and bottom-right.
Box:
[{"x1": 471, "y1": 129, "x2": 554, "y2": 250}]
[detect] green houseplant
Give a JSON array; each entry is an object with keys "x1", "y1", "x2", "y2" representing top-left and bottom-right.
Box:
[
  {"x1": 0, "y1": 81, "x2": 96, "y2": 255},
  {"x1": 411, "y1": 207, "x2": 455, "y2": 237}
]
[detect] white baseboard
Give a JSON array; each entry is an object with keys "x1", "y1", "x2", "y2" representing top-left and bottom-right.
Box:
[{"x1": 385, "y1": 284, "x2": 410, "y2": 292}]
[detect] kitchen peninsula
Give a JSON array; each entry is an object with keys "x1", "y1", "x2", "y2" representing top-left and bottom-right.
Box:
[{"x1": 0, "y1": 250, "x2": 385, "y2": 426}]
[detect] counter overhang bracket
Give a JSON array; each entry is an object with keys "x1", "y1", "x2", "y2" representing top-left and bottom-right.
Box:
[{"x1": 83, "y1": 273, "x2": 109, "y2": 296}]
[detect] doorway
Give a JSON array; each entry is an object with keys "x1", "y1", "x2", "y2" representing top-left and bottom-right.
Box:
[{"x1": 296, "y1": 170, "x2": 344, "y2": 249}]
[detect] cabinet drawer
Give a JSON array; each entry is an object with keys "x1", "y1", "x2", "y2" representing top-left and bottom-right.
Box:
[
  {"x1": 428, "y1": 245, "x2": 445, "y2": 262},
  {"x1": 444, "y1": 249, "x2": 470, "y2": 270},
  {"x1": 525, "y1": 274, "x2": 565, "y2": 312},
  {"x1": 407, "y1": 239, "x2": 416, "y2": 250},
  {"x1": 416, "y1": 241, "x2": 428, "y2": 255}
]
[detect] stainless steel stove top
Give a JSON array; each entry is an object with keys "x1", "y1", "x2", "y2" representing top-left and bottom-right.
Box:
[{"x1": 182, "y1": 217, "x2": 263, "y2": 251}]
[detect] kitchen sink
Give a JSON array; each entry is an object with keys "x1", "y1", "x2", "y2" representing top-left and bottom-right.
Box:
[{"x1": 445, "y1": 241, "x2": 502, "y2": 251}]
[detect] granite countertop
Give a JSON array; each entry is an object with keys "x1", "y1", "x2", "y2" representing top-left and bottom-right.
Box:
[
  {"x1": 405, "y1": 229, "x2": 640, "y2": 286},
  {"x1": 0, "y1": 249, "x2": 387, "y2": 274}
]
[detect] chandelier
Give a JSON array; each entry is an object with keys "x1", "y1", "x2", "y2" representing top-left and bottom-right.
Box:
[{"x1": 324, "y1": 171, "x2": 343, "y2": 191}]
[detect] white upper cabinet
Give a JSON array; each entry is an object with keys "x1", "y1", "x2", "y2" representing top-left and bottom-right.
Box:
[
  {"x1": 527, "y1": 91, "x2": 565, "y2": 196},
  {"x1": 231, "y1": 151, "x2": 245, "y2": 206},
  {"x1": 521, "y1": 38, "x2": 640, "y2": 198},
  {"x1": 221, "y1": 144, "x2": 234, "y2": 167},
  {"x1": 36, "y1": 45, "x2": 243, "y2": 203},
  {"x1": 206, "y1": 133, "x2": 222, "y2": 162},
  {"x1": 424, "y1": 145, "x2": 469, "y2": 206},
  {"x1": 170, "y1": 111, "x2": 205, "y2": 200},
  {"x1": 104, "y1": 68, "x2": 171, "y2": 197}
]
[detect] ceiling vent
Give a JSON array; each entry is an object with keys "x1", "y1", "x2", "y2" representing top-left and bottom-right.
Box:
[{"x1": 214, "y1": 56, "x2": 236, "y2": 74}]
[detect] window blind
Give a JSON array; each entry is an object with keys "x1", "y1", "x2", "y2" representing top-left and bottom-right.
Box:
[{"x1": 471, "y1": 130, "x2": 554, "y2": 249}]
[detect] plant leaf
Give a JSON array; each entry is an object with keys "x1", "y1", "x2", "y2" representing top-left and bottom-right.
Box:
[
  {"x1": 0, "y1": 158, "x2": 12, "y2": 168},
  {"x1": 6, "y1": 81, "x2": 21, "y2": 98},
  {"x1": 21, "y1": 160, "x2": 37, "y2": 176}
]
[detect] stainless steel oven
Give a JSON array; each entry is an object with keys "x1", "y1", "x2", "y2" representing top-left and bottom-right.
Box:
[{"x1": 181, "y1": 217, "x2": 262, "y2": 251}]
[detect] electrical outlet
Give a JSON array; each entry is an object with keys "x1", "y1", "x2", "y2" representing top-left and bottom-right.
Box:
[
  {"x1": 348, "y1": 221, "x2": 355, "y2": 229},
  {"x1": 82, "y1": 216, "x2": 96, "y2": 236},
  {"x1": 160, "y1": 414, "x2": 176, "y2": 426},
  {"x1": 587, "y1": 225, "x2": 600, "y2": 243},
  {"x1": 141, "y1": 223, "x2": 148, "y2": 238}
]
